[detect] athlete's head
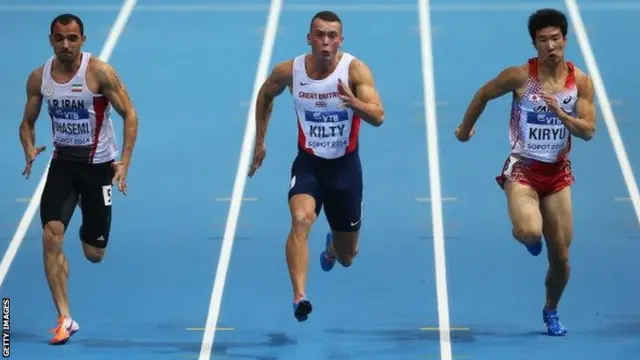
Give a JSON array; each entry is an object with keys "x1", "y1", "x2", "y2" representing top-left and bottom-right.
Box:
[
  {"x1": 307, "y1": 11, "x2": 343, "y2": 62},
  {"x1": 528, "y1": 9, "x2": 568, "y2": 64},
  {"x1": 49, "y1": 13, "x2": 86, "y2": 64}
]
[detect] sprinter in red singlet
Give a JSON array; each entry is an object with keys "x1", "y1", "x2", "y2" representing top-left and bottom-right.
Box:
[
  {"x1": 19, "y1": 13, "x2": 139, "y2": 344},
  {"x1": 455, "y1": 9, "x2": 596, "y2": 336},
  {"x1": 248, "y1": 10, "x2": 385, "y2": 322}
]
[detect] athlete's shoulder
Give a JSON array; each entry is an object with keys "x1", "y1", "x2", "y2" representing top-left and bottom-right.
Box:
[
  {"x1": 504, "y1": 62, "x2": 530, "y2": 81},
  {"x1": 26, "y1": 65, "x2": 44, "y2": 91},
  {"x1": 27, "y1": 65, "x2": 44, "y2": 80},
  {"x1": 569, "y1": 63, "x2": 589, "y2": 82},
  {"x1": 269, "y1": 58, "x2": 294, "y2": 83},
  {"x1": 570, "y1": 64, "x2": 594, "y2": 96},
  {"x1": 88, "y1": 54, "x2": 102, "y2": 65},
  {"x1": 274, "y1": 58, "x2": 294, "y2": 73},
  {"x1": 87, "y1": 55, "x2": 112, "y2": 74},
  {"x1": 347, "y1": 55, "x2": 367, "y2": 71},
  {"x1": 87, "y1": 55, "x2": 122, "y2": 89},
  {"x1": 566, "y1": 59, "x2": 582, "y2": 72},
  {"x1": 487, "y1": 63, "x2": 528, "y2": 91},
  {"x1": 347, "y1": 56, "x2": 374, "y2": 82}
]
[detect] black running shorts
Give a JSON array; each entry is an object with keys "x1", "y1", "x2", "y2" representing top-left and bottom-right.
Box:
[
  {"x1": 288, "y1": 148, "x2": 363, "y2": 232},
  {"x1": 40, "y1": 157, "x2": 114, "y2": 249}
]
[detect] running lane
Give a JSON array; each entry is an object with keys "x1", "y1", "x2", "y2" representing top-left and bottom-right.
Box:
[
  {"x1": 0, "y1": 3, "x2": 117, "y2": 259},
  {"x1": 208, "y1": 3, "x2": 442, "y2": 359},
  {"x1": 1, "y1": 3, "x2": 267, "y2": 359},
  {"x1": 431, "y1": 1, "x2": 639, "y2": 359}
]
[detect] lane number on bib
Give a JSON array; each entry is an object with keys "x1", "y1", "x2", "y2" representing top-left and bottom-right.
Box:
[{"x1": 102, "y1": 185, "x2": 112, "y2": 206}]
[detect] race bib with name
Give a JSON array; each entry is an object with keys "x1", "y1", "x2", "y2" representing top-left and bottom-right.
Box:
[
  {"x1": 304, "y1": 110, "x2": 350, "y2": 149},
  {"x1": 523, "y1": 111, "x2": 568, "y2": 153},
  {"x1": 50, "y1": 108, "x2": 93, "y2": 147}
]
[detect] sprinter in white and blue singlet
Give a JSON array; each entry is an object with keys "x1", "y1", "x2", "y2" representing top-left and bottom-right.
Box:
[
  {"x1": 248, "y1": 10, "x2": 385, "y2": 322},
  {"x1": 455, "y1": 9, "x2": 596, "y2": 337},
  {"x1": 19, "y1": 13, "x2": 139, "y2": 345}
]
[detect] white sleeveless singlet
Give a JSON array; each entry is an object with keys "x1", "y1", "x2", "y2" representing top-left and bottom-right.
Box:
[
  {"x1": 508, "y1": 58, "x2": 577, "y2": 163},
  {"x1": 41, "y1": 52, "x2": 118, "y2": 164},
  {"x1": 291, "y1": 52, "x2": 361, "y2": 160}
]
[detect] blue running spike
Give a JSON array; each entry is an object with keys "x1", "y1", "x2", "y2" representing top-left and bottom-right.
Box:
[
  {"x1": 526, "y1": 240, "x2": 543, "y2": 256},
  {"x1": 320, "y1": 232, "x2": 336, "y2": 272},
  {"x1": 543, "y1": 308, "x2": 567, "y2": 336}
]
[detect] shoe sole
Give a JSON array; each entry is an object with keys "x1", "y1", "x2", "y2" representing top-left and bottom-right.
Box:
[
  {"x1": 49, "y1": 326, "x2": 79, "y2": 345},
  {"x1": 294, "y1": 300, "x2": 313, "y2": 322}
]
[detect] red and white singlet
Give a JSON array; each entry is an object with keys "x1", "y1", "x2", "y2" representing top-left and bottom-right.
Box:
[
  {"x1": 41, "y1": 52, "x2": 118, "y2": 164},
  {"x1": 496, "y1": 58, "x2": 577, "y2": 196}
]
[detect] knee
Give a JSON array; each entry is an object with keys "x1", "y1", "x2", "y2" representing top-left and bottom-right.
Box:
[
  {"x1": 43, "y1": 222, "x2": 65, "y2": 252},
  {"x1": 339, "y1": 258, "x2": 353, "y2": 267},
  {"x1": 80, "y1": 229, "x2": 107, "y2": 263},
  {"x1": 290, "y1": 211, "x2": 316, "y2": 237},
  {"x1": 337, "y1": 250, "x2": 358, "y2": 267},
  {"x1": 82, "y1": 243, "x2": 105, "y2": 263},
  {"x1": 332, "y1": 232, "x2": 359, "y2": 267},
  {"x1": 548, "y1": 244, "x2": 570, "y2": 269},
  {"x1": 512, "y1": 225, "x2": 542, "y2": 245}
]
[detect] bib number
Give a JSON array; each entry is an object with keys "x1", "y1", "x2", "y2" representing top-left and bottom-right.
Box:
[
  {"x1": 524, "y1": 112, "x2": 568, "y2": 153},
  {"x1": 51, "y1": 108, "x2": 93, "y2": 146},
  {"x1": 304, "y1": 109, "x2": 350, "y2": 150},
  {"x1": 102, "y1": 185, "x2": 112, "y2": 206}
]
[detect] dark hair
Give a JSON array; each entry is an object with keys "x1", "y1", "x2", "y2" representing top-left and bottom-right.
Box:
[
  {"x1": 50, "y1": 13, "x2": 84, "y2": 35},
  {"x1": 527, "y1": 8, "x2": 567, "y2": 41},
  {"x1": 310, "y1": 11, "x2": 342, "y2": 31}
]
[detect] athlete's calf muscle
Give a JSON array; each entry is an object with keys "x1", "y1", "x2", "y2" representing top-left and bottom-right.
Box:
[{"x1": 331, "y1": 230, "x2": 359, "y2": 267}]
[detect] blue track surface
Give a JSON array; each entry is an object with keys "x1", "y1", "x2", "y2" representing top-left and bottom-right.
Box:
[{"x1": 1, "y1": 1, "x2": 639, "y2": 359}]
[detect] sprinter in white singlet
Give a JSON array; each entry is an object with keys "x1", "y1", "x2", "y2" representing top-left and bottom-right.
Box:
[
  {"x1": 19, "y1": 13, "x2": 139, "y2": 345},
  {"x1": 454, "y1": 9, "x2": 596, "y2": 337},
  {"x1": 248, "y1": 10, "x2": 385, "y2": 322}
]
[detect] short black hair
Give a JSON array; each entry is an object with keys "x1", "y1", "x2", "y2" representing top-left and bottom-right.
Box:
[
  {"x1": 50, "y1": 13, "x2": 84, "y2": 35},
  {"x1": 310, "y1": 11, "x2": 342, "y2": 31},
  {"x1": 527, "y1": 8, "x2": 567, "y2": 41}
]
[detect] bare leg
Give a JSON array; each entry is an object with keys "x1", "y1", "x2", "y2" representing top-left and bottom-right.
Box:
[
  {"x1": 43, "y1": 221, "x2": 70, "y2": 318},
  {"x1": 286, "y1": 194, "x2": 317, "y2": 321},
  {"x1": 327, "y1": 230, "x2": 359, "y2": 267},
  {"x1": 38, "y1": 158, "x2": 81, "y2": 345},
  {"x1": 539, "y1": 187, "x2": 572, "y2": 336},
  {"x1": 504, "y1": 181, "x2": 544, "y2": 253},
  {"x1": 44, "y1": 220, "x2": 80, "y2": 345},
  {"x1": 81, "y1": 242, "x2": 106, "y2": 263}
]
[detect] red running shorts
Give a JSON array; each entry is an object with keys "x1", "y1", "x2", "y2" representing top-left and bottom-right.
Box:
[{"x1": 496, "y1": 154, "x2": 574, "y2": 197}]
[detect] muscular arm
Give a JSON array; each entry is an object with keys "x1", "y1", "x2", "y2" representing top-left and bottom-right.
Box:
[
  {"x1": 558, "y1": 73, "x2": 596, "y2": 141},
  {"x1": 94, "y1": 59, "x2": 139, "y2": 165},
  {"x1": 19, "y1": 68, "x2": 44, "y2": 157},
  {"x1": 255, "y1": 60, "x2": 292, "y2": 146},
  {"x1": 349, "y1": 59, "x2": 384, "y2": 127},
  {"x1": 459, "y1": 66, "x2": 526, "y2": 131}
]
